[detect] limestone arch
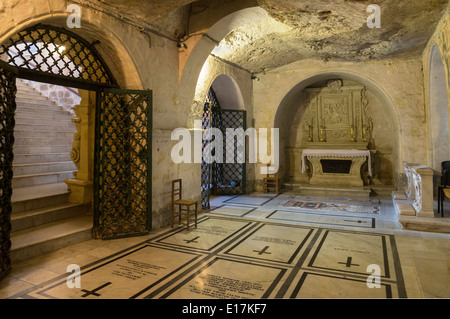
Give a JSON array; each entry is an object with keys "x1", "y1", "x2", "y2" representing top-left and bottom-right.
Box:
[
  {"x1": 180, "y1": 6, "x2": 265, "y2": 124},
  {"x1": 274, "y1": 70, "x2": 401, "y2": 187},
  {"x1": 428, "y1": 44, "x2": 450, "y2": 171},
  {"x1": 0, "y1": 13, "x2": 144, "y2": 90}
]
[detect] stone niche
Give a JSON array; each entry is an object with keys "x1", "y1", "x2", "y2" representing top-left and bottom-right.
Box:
[
  {"x1": 302, "y1": 79, "x2": 373, "y2": 149},
  {"x1": 295, "y1": 79, "x2": 375, "y2": 186}
]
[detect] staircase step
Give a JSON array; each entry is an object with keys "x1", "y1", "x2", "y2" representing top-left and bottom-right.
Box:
[
  {"x1": 12, "y1": 171, "x2": 75, "y2": 188},
  {"x1": 10, "y1": 215, "x2": 92, "y2": 264},
  {"x1": 14, "y1": 117, "x2": 73, "y2": 126},
  {"x1": 12, "y1": 183, "x2": 70, "y2": 214},
  {"x1": 11, "y1": 203, "x2": 91, "y2": 232},
  {"x1": 13, "y1": 153, "x2": 72, "y2": 164},
  {"x1": 14, "y1": 123, "x2": 75, "y2": 131},
  {"x1": 15, "y1": 106, "x2": 71, "y2": 117},
  {"x1": 14, "y1": 130, "x2": 75, "y2": 139},
  {"x1": 13, "y1": 136, "x2": 74, "y2": 146},
  {"x1": 15, "y1": 111, "x2": 74, "y2": 121},
  {"x1": 13, "y1": 145, "x2": 72, "y2": 154},
  {"x1": 13, "y1": 161, "x2": 76, "y2": 175},
  {"x1": 15, "y1": 92, "x2": 48, "y2": 100},
  {"x1": 15, "y1": 97, "x2": 57, "y2": 105}
]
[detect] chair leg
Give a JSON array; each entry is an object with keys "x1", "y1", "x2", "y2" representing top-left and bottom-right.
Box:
[
  {"x1": 194, "y1": 202, "x2": 198, "y2": 228},
  {"x1": 438, "y1": 188, "x2": 441, "y2": 217},
  {"x1": 178, "y1": 204, "x2": 181, "y2": 223},
  {"x1": 186, "y1": 205, "x2": 190, "y2": 231},
  {"x1": 171, "y1": 204, "x2": 174, "y2": 228}
]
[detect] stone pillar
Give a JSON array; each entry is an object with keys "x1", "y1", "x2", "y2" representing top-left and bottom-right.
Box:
[
  {"x1": 411, "y1": 165, "x2": 435, "y2": 218},
  {"x1": 64, "y1": 90, "x2": 95, "y2": 205}
]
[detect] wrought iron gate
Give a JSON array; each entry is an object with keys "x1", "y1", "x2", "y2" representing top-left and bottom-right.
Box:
[
  {"x1": 201, "y1": 89, "x2": 247, "y2": 209},
  {"x1": 94, "y1": 88, "x2": 152, "y2": 239},
  {"x1": 213, "y1": 108, "x2": 247, "y2": 196},
  {"x1": 0, "y1": 60, "x2": 17, "y2": 281}
]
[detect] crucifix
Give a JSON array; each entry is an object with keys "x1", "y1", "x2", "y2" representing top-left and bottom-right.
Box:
[
  {"x1": 253, "y1": 246, "x2": 272, "y2": 255},
  {"x1": 81, "y1": 282, "x2": 112, "y2": 298}
]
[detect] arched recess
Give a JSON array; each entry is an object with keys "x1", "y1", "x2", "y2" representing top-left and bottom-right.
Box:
[
  {"x1": 200, "y1": 73, "x2": 247, "y2": 208},
  {"x1": 0, "y1": 18, "x2": 150, "y2": 245},
  {"x1": 428, "y1": 45, "x2": 450, "y2": 171},
  {"x1": 180, "y1": 6, "x2": 265, "y2": 125},
  {"x1": 274, "y1": 71, "x2": 401, "y2": 187},
  {"x1": 211, "y1": 74, "x2": 245, "y2": 110},
  {"x1": 0, "y1": 14, "x2": 144, "y2": 90}
]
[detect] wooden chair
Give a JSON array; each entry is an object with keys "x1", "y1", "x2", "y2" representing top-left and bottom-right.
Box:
[
  {"x1": 171, "y1": 179, "x2": 198, "y2": 230},
  {"x1": 263, "y1": 165, "x2": 280, "y2": 193}
]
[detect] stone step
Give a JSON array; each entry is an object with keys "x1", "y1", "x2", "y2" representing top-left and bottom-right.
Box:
[
  {"x1": 14, "y1": 117, "x2": 73, "y2": 126},
  {"x1": 13, "y1": 136, "x2": 74, "y2": 146},
  {"x1": 12, "y1": 171, "x2": 75, "y2": 188},
  {"x1": 15, "y1": 97, "x2": 57, "y2": 106},
  {"x1": 15, "y1": 102, "x2": 66, "y2": 112},
  {"x1": 11, "y1": 203, "x2": 91, "y2": 232},
  {"x1": 14, "y1": 130, "x2": 75, "y2": 139},
  {"x1": 15, "y1": 92, "x2": 48, "y2": 100},
  {"x1": 13, "y1": 153, "x2": 72, "y2": 164},
  {"x1": 14, "y1": 111, "x2": 74, "y2": 121},
  {"x1": 10, "y1": 214, "x2": 92, "y2": 264},
  {"x1": 13, "y1": 161, "x2": 76, "y2": 175},
  {"x1": 13, "y1": 144, "x2": 72, "y2": 154},
  {"x1": 12, "y1": 183, "x2": 70, "y2": 214},
  {"x1": 15, "y1": 105, "x2": 71, "y2": 117},
  {"x1": 14, "y1": 123, "x2": 75, "y2": 132}
]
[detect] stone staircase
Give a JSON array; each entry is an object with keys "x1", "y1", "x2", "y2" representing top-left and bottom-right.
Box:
[{"x1": 10, "y1": 79, "x2": 92, "y2": 264}]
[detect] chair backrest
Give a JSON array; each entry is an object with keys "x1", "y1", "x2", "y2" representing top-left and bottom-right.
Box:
[
  {"x1": 172, "y1": 179, "x2": 182, "y2": 202},
  {"x1": 442, "y1": 162, "x2": 450, "y2": 186}
]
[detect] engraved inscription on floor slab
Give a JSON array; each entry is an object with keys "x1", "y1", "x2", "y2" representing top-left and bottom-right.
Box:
[
  {"x1": 29, "y1": 245, "x2": 202, "y2": 299},
  {"x1": 224, "y1": 224, "x2": 314, "y2": 264},
  {"x1": 156, "y1": 218, "x2": 252, "y2": 251},
  {"x1": 163, "y1": 258, "x2": 286, "y2": 299},
  {"x1": 12, "y1": 216, "x2": 407, "y2": 299}
]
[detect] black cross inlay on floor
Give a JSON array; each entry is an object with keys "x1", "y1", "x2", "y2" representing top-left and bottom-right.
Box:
[
  {"x1": 183, "y1": 236, "x2": 200, "y2": 244},
  {"x1": 81, "y1": 282, "x2": 112, "y2": 298},
  {"x1": 253, "y1": 246, "x2": 272, "y2": 255},
  {"x1": 338, "y1": 257, "x2": 360, "y2": 268}
]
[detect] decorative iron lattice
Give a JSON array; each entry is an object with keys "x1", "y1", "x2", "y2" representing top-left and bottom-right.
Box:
[
  {"x1": 94, "y1": 89, "x2": 152, "y2": 239},
  {"x1": 0, "y1": 24, "x2": 116, "y2": 87},
  {"x1": 201, "y1": 102, "x2": 212, "y2": 209},
  {"x1": 0, "y1": 61, "x2": 17, "y2": 281},
  {"x1": 213, "y1": 109, "x2": 247, "y2": 195}
]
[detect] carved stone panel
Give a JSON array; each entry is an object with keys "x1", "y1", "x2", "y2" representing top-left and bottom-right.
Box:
[{"x1": 302, "y1": 79, "x2": 372, "y2": 149}]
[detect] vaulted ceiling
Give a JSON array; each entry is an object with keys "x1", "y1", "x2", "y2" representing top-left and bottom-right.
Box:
[{"x1": 95, "y1": 0, "x2": 449, "y2": 73}]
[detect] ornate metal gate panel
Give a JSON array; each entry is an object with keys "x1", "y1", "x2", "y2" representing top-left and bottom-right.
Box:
[
  {"x1": 213, "y1": 109, "x2": 247, "y2": 195},
  {"x1": 201, "y1": 102, "x2": 212, "y2": 209},
  {"x1": 94, "y1": 89, "x2": 152, "y2": 239},
  {"x1": 0, "y1": 60, "x2": 17, "y2": 281}
]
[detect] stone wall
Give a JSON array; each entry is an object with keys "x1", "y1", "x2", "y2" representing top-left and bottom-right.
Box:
[{"x1": 253, "y1": 57, "x2": 426, "y2": 189}]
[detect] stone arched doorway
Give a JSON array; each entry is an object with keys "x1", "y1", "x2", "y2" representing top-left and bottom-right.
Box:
[
  {"x1": 200, "y1": 74, "x2": 247, "y2": 208},
  {"x1": 0, "y1": 22, "x2": 151, "y2": 281}
]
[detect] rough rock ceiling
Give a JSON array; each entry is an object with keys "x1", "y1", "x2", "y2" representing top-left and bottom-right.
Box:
[
  {"x1": 214, "y1": 0, "x2": 449, "y2": 73},
  {"x1": 94, "y1": 0, "x2": 448, "y2": 74}
]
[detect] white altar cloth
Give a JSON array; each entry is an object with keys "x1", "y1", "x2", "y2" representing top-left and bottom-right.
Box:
[{"x1": 301, "y1": 149, "x2": 372, "y2": 176}]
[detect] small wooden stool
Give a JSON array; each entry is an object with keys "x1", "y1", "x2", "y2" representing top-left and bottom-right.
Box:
[{"x1": 171, "y1": 179, "x2": 198, "y2": 230}]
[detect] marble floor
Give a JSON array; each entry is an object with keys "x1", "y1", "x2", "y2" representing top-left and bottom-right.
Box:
[{"x1": 1, "y1": 191, "x2": 449, "y2": 299}]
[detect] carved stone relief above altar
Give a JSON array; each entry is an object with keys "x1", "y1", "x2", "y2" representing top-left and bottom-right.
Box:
[{"x1": 301, "y1": 79, "x2": 374, "y2": 149}]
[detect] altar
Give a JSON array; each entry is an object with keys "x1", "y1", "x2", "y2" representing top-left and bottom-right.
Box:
[{"x1": 301, "y1": 149, "x2": 371, "y2": 186}]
